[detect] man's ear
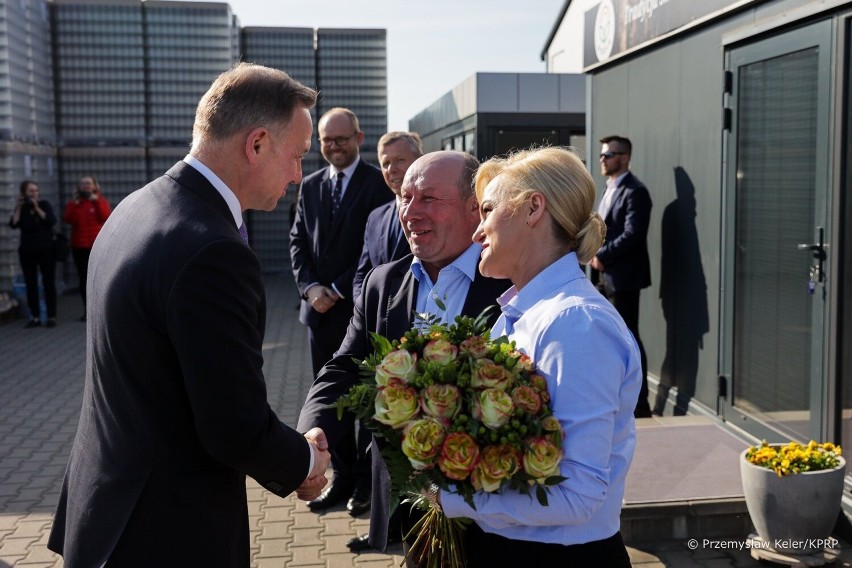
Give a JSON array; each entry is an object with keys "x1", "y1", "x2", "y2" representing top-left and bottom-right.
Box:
[{"x1": 245, "y1": 127, "x2": 269, "y2": 164}]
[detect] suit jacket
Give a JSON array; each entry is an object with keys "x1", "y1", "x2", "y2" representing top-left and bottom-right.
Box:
[
  {"x1": 289, "y1": 159, "x2": 391, "y2": 328},
  {"x1": 594, "y1": 171, "x2": 652, "y2": 292},
  {"x1": 352, "y1": 199, "x2": 410, "y2": 300},
  {"x1": 296, "y1": 254, "x2": 510, "y2": 551},
  {"x1": 48, "y1": 162, "x2": 312, "y2": 567}
]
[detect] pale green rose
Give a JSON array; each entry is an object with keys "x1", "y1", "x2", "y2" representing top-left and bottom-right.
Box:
[
  {"x1": 437, "y1": 432, "x2": 481, "y2": 481},
  {"x1": 474, "y1": 388, "x2": 514, "y2": 429},
  {"x1": 422, "y1": 338, "x2": 458, "y2": 365},
  {"x1": 420, "y1": 384, "x2": 461, "y2": 423},
  {"x1": 374, "y1": 379, "x2": 419, "y2": 428},
  {"x1": 374, "y1": 349, "x2": 417, "y2": 386},
  {"x1": 459, "y1": 336, "x2": 489, "y2": 359},
  {"x1": 472, "y1": 444, "x2": 522, "y2": 492},
  {"x1": 401, "y1": 418, "x2": 446, "y2": 470},
  {"x1": 471, "y1": 359, "x2": 514, "y2": 391},
  {"x1": 523, "y1": 436, "x2": 563, "y2": 481}
]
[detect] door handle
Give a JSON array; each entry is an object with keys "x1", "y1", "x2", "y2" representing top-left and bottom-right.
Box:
[{"x1": 798, "y1": 227, "x2": 826, "y2": 283}]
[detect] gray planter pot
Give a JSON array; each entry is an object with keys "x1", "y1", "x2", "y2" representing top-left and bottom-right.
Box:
[{"x1": 740, "y1": 449, "x2": 845, "y2": 554}]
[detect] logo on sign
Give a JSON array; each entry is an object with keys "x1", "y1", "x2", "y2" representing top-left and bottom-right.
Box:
[{"x1": 594, "y1": 0, "x2": 615, "y2": 62}]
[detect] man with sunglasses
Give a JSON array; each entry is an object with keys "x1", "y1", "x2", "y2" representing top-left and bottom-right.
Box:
[
  {"x1": 590, "y1": 135, "x2": 653, "y2": 418},
  {"x1": 290, "y1": 107, "x2": 391, "y2": 516}
]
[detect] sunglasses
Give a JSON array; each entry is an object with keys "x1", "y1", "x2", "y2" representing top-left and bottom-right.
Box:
[{"x1": 599, "y1": 151, "x2": 626, "y2": 160}]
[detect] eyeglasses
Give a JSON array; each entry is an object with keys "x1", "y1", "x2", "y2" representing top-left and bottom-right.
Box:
[
  {"x1": 320, "y1": 133, "x2": 358, "y2": 147},
  {"x1": 599, "y1": 151, "x2": 626, "y2": 160}
]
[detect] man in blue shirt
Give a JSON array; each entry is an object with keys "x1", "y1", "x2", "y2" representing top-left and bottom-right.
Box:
[{"x1": 297, "y1": 151, "x2": 510, "y2": 558}]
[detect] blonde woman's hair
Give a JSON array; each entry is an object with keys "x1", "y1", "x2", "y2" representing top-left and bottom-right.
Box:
[{"x1": 474, "y1": 146, "x2": 605, "y2": 263}]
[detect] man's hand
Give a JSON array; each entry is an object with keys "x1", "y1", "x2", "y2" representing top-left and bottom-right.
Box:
[
  {"x1": 590, "y1": 256, "x2": 605, "y2": 272},
  {"x1": 296, "y1": 428, "x2": 331, "y2": 501},
  {"x1": 296, "y1": 474, "x2": 328, "y2": 501},
  {"x1": 306, "y1": 285, "x2": 340, "y2": 314}
]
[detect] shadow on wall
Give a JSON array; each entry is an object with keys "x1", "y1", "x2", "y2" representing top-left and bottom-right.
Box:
[{"x1": 654, "y1": 167, "x2": 710, "y2": 415}]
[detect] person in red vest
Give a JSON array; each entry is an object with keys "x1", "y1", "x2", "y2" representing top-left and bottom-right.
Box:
[{"x1": 64, "y1": 175, "x2": 111, "y2": 320}]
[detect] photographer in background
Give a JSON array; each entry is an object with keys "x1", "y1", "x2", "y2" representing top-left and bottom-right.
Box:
[
  {"x1": 63, "y1": 175, "x2": 111, "y2": 320},
  {"x1": 9, "y1": 180, "x2": 58, "y2": 328}
]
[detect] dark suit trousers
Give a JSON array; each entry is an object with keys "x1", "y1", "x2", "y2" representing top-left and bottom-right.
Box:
[
  {"x1": 603, "y1": 288, "x2": 652, "y2": 418},
  {"x1": 464, "y1": 525, "x2": 631, "y2": 567},
  {"x1": 308, "y1": 300, "x2": 371, "y2": 483},
  {"x1": 19, "y1": 249, "x2": 57, "y2": 319}
]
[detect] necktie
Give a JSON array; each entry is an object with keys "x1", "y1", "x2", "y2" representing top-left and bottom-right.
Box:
[
  {"x1": 331, "y1": 172, "x2": 344, "y2": 220},
  {"x1": 239, "y1": 223, "x2": 249, "y2": 245}
]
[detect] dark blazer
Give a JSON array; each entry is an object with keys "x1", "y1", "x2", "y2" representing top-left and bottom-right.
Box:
[
  {"x1": 296, "y1": 254, "x2": 510, "y2": 552},
  {"x1": 352, "y1": 199, "x2": 410, "y2": 300},
  {"x1": 289, "y1": 158, "x2": 391, "y2": 328},
  {"x1": 594, "y1": 171, "x2": 652, "y2": 292},
  {"x1": 48, "y1": 162, "x2": 312, "y2": 568}
]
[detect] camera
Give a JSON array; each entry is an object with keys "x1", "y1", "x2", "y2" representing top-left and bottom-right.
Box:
[{"x1": 78, "y1": 190, "x2": 91, "y2": 199}]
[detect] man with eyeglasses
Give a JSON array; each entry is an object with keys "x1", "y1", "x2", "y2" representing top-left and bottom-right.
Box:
[
  {"x1": 590, "y1": 135, "x2": 653, "y2": 418},
  {"x1": 290, "y1": 107, "x2": 391, "y2": 516}
]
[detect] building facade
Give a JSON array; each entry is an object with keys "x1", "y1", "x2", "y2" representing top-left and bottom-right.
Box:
[
  {"x1": 543, "y1": 1, "x2": 852, "y2": 502},
  {"x1": 0, "y1": 0, "x2": 388, "y2": 290},
  {"x1": 409, "y1": 72, "x2": 586, "y2": 162},
  {"x1": 316, "y1": 28, "x2": 387, "y2": 165},
  {"x1": 0, "y1": 0, "x2": 57, "y2": 292}
]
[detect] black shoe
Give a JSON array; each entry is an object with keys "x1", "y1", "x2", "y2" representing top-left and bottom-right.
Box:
[
  {"x1": 346, "y1": 534, "x2": 373, "y2": 552},
  {"x1": 346, "y1": 488, "x2": 371, "y2": 517},
  {"x1": 24, "y1": 319, "x2": 41, "y2": 328},
  {"x1": 307, "y1": 479, "x2": 352, "y2": 511},
  {"x1": 46, "y1": 319, "x2": 57, "y2": 328}
]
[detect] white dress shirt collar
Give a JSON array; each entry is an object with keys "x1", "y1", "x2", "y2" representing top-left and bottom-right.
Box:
[
  {"x1": 329, "y1": 158, "x2": 361, "y2": 195},
  {"x1": 183, "y1": 154, "x2": 243, "y2": 228}
]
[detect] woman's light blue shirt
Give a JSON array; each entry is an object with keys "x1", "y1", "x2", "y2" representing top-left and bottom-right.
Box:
[{"x1": 441, "y1": 252, "x2": 642, "y2": 545}]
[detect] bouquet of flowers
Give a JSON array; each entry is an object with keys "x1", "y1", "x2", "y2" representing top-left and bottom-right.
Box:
[
  {"x1": 337, "y1": 310, "x2": 566, "y2": 567},
  {"x1": 745, "y1": 440, "x2": 842, "y2": 476}
]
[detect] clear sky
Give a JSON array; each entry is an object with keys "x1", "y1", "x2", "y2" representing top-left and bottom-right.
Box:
[{"x1": 178, "y1": 0, "x2": 563, "y2": 131}]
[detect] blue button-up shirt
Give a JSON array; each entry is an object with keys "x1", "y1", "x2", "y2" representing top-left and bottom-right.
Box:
[
  {"x1": 410, "y1": 243, "x2": 481, "y2": 325},
  {"x1": 441, "y1": 252, "x2": 641, "y2": 546}
]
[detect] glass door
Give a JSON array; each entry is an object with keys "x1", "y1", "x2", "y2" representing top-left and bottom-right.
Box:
[{"x1": 721, "y1": 21, "x2": 833, "y2": 443}]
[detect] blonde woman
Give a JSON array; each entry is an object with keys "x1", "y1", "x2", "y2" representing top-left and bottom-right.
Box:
[{"x1": 439, "y1": 146, "x2": 641, "y2": 566}]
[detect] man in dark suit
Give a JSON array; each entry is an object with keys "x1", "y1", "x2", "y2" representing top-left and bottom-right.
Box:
[
  {"x1": 590, "y1": 135, "x2": 653, "y2": 418},
  {"x1": 289, "y1": 108, "x2": 392, "y2": 516},
  {"x1": 352, "y1": 131, "x2": 423, "y2": 300},
  {"x1": 297, "y1": 151, "x2": 510, "y2": 558},
  {"x1": 47, "y1": 64, "x2": 331, "y2": 567}
]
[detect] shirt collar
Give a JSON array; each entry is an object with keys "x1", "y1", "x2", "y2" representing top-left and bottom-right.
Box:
[
  {"x1": 184, "y1": 154, "x2": 243, "y2": 228},
  {"x1": 606, "y1": 171, "x2": 629, "y2": 191},
  {"x1": 329, "y1": 157, "x2": 360, "y2": 181},
  {"x1": 411, "y1": 242, "x2": 482, "y2": 285},
  {"x1": 498, "y1": 251, "x2": 586, "y2": 318}
]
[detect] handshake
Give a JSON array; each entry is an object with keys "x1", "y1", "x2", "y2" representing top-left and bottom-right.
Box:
[{"x1": 296, "y1": 427, "x2": 332, "y2": 501}]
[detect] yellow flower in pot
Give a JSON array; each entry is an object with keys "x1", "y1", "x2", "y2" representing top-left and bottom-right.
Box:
[
  {"x1": 745, "y1": 440, "x2": 842, "y2": 476},
  {"x1": 741, "y1": 440, "x2": 845, "y2": 555}
]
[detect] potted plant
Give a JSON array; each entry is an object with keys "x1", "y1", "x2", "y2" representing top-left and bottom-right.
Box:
[{"x1": 740, "y1": 440, "x2": 845, "y2": 554}]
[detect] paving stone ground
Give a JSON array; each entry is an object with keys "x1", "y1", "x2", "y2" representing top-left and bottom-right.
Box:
[{"x1": 2, "y1": 274, "x2": 851, "y2": 567}]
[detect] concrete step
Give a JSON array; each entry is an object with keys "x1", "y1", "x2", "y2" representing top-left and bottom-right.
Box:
[{"x1": 622, "y1": 497, "x2": 751, "y2": 543}]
